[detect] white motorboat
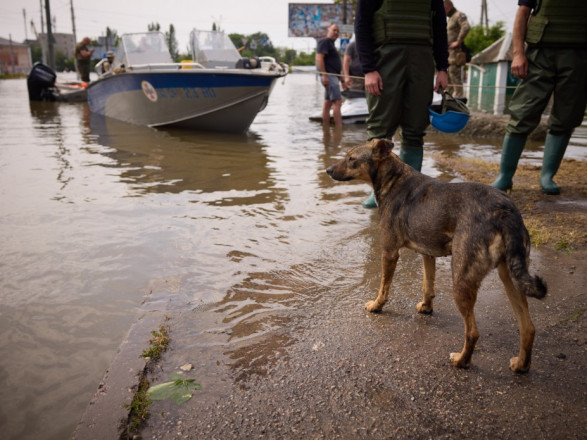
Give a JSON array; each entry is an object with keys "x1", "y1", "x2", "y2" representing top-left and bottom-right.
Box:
[{"x1": 87, "y1": 30, "x2": 288, "y2": 132}]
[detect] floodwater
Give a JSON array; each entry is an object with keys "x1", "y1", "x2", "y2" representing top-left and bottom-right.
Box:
[{"x1": 0, "y1": 72, "x2": 585, "y2": 440}]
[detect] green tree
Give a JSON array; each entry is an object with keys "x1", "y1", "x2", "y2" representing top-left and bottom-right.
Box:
[
  {"x1": 229, "y1": 33, "x2": 247, "y2": 52},
  {"x1": 165, "y1": 24, "x2": 179, "y2": 61},
  {"x1": 465, "y1": 21, "x2": 506, "y2": 57},
  {"x1": 292, "y1": 50, "x2": 316, "y2": 66},
  {"x1": 228, "y1": 32, "x2": 276, "y2": 58},
  {"x1": 176, "y1": 53, "x2": 192, "y2": 62},
  {"x1": 54, "y1": 49, "x2": 74, "y2": 71},
  {"x1": 105, "y1": 26, "x2": 118, "y2": 50},
  {"x1": 148, "y1": 22, "x2": 161, "y2": 32},
  {"x1": 30, "y1": 43, "x2": 42, "y2": 64},
  {"x1": 283, "y1": 48, "x2": 297, "y2": 65},
  {"x1": 250, "y1": 32, "x2": 276, "y2": 57}
]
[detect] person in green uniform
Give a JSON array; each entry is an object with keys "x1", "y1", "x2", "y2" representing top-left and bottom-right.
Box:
[
  {"x1": 74, "y1": 37, "x2": 94, "y2": 83},
  {"x1": 354, "y1": 0, "x2": 449, "y2": 208},
  {"x1": 492, "y1": 0, "x2": 587, "y2": 195}
]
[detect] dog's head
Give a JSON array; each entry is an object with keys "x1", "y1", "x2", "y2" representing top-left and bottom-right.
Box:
[{"x1": 326, "y1": 139, "x2": 394, "y2": 183}]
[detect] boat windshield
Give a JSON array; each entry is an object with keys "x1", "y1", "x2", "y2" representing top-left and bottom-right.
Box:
[
  {"x1": 189, "y1": 30, "x2": 242, "y2": 68},
  {"x1": 119, "y1": 32, "x2": 173, "y2": 66}
]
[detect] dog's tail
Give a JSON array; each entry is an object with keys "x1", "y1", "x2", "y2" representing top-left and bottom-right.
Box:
[{"x1": 504, "y1": 224, "x2": 548, "y2": 299}]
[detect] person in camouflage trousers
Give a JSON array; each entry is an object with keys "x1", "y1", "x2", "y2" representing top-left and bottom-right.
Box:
[{"x1": 444, "y1": 0, "x2": 470, "y2": 98}]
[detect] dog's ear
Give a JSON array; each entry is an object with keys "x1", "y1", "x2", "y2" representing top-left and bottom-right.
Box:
[{"x1": 372, "y1": 139, "x2": 394, "y2": 161}]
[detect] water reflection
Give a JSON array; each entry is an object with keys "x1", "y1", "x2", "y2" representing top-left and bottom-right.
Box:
[
  {"x1": 28, "y1": 101, "x2": 97, "y2": 202},
  {"x1": 29, "y1": 101, "x2": 62, "y2": 123},
  {"x1": 88, "y1": 114, "x2": 274, "y2": 199}
]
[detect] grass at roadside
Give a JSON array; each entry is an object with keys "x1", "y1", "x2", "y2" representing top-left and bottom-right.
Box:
[
  {"x1": 122, "y1": 323, "x2": 171, "y2": 438},
  {"x1": 431, "y1": 154, "x2": 587, "y2": 251}
]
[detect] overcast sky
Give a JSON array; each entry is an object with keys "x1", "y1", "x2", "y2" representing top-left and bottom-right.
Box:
[{"x1": 1, "y1": 0, "x2": 519, "y2": 53}]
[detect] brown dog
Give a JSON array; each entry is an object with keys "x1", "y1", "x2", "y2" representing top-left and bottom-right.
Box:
[{"x1": 326, "y1": 139, "x2": 547, "y2": 372}]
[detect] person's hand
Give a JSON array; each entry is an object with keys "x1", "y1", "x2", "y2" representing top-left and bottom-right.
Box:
[
  {"x1": 343, "y1": 76, "x2": 352, "y2": 90},
  {"x1": 365, "y1": 71, "x2": 383, "y2": 96},
  {"x1": 511, "y1": 53, "x2": 528, "y2": 79},
  {"x1": 434, "y1": 70, "x2": 448, "y2": 93},
  {"x1": 322, "y1": 74, "x2": 330, "y2": 87}
]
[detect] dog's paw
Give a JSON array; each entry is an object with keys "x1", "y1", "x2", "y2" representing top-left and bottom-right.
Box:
[
  {"x1": 509, "y1": 357, "x2": 530, "y2": 373},
  {"x1": 417, "y1": 302, "x2": 433, "y2": 314},
  {"x1": 450, "y1": 352, "x2": 470, "y2": 368},
  {"x1": 365, "y1": 300, "x2": 382, "y2": 313}
]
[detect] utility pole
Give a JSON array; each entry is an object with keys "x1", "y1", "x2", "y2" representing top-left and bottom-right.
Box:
[
  {"x1": 40, "y1": 0, "x2": 44, "y2": 34},
  {"x1": 38, "y1": 0, "x2": 47, "y2": 63},
  {"x1": 45, "y1": 0, "x2": 55, "y2": 69},
  {"x1": 23, "y1": 9, "x2": 29, "y2": 40},
  {"x1": 9, "y1": 34, "x2": 15, "y2": 73},
  {"x1": 480, "y1": 0, "x2": 489, "y2": 31},
  {"x1": 70, "y1": 0, "x2": 77, "y2": 46}
]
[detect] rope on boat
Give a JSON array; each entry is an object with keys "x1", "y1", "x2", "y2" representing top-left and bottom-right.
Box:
[{"x1": 291, "y1": 68, "x2": 521, "y2": 90}]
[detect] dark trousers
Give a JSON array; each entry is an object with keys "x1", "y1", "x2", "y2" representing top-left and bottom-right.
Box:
[
  {"x1": 507, "y1": 47, "x2": 587, "y2": 137},
  {"x1": 76, "y1": 60, "x2": 91, "y2": 82},
  {"x1": 366, "y1": 44, "x2": 434, "y2": 150}
]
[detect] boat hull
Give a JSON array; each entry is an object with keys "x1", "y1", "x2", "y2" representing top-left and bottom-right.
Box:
[
  {"x1": 55, "y1": 83, "x2": 88, "y2": 102},
  {"x1": 87, "y1": 70, "x2": 281, "y2": 132}
]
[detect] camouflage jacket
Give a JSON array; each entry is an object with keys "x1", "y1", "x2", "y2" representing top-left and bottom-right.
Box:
[{"x1": 447, "y1": 8, "x2": 470, "y2": 45}]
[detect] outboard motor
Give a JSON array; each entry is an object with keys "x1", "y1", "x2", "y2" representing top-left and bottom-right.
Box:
[{"x1": 27, "y1": 62, "x2": 57, "y2": 101}]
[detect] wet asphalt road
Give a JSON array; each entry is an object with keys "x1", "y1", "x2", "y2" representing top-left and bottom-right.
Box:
[{"x1": 130, "y1": 247, "x2": 586, "y2": 440}]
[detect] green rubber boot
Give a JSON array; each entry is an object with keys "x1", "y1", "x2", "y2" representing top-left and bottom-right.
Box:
[
  {"x1": 540, "y1": 133, "x2": 569, "y2": 195},
  {"x1": 491, "y1": 135, "x2": 527, "y2": 191},
  {"x1": 362, "y1": 190, "x2": 377, "y2": 208},
  {"x1": 399, "y1": 147, "x2": 423, "y2": 172}
]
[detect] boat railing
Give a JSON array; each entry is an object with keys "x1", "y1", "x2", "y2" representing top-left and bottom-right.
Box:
[
  {"x1": 126, "y1": 62, "x2": 206, "y2": 71},
  {"x1": 125, "y1": 61, "x2": 287, "y2": 74}
]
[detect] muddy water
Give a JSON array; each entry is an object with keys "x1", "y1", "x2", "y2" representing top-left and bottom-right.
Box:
[{"x1": 0, "y1": 73, "x2": 585, "y2": 440}]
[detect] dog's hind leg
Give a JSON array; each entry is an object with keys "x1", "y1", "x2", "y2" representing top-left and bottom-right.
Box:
[
  {"x1": 417, "y1": 255, "x2": 435, "y2": 314},
  {"x1": 450, "y1": 288, "x2": 480, "y2": 368},
  {"x1": 366, "y1": 249, "x2": 400, "y2": 312},
  {"x1": 497, "y1": 262, "x2": 535, "y2": 373},
  {"x1": 450, "y1": 274, "x2": 481, "y2": 368}
]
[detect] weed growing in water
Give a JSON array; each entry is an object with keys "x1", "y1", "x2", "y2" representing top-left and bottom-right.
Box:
[
  {"x1": 124, "y1": 378, "x2": 152, "y2": 434},
  {"x1": 142, "y1": 325, "x2": 170, "y2": 360}
]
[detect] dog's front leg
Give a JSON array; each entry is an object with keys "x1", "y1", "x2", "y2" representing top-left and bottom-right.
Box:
[
  {"x1": 366, "y1": 249, "x2": 399, "y2": 312},
  {"x1": 417, "y1": 255, "x2": 435, "y2": 314}
]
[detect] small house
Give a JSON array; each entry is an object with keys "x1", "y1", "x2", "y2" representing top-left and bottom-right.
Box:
[
  {"x1": 467, "y1": 33, "x2": 520, "y2": 115},
  {"x1": 0, "y1": 37, "x2": 32, "y2": 74}
]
